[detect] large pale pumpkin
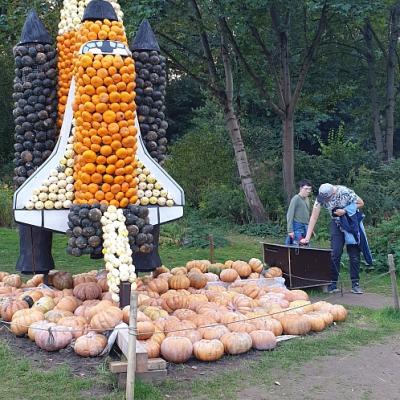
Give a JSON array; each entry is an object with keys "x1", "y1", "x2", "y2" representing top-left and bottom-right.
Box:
[
  {"x1": 54, "y1": 296, "x2": 81, "y2": 313},
  {"x1": 74, "y1": 332, "x2": 108, "y2": 357},
  {"x1": 193, "y1": 339, "x2": 224, "y2": 361},
  {"x1": 58, "y1": 316, "x2": 88, "y2": 338},
  {"x1": 232, "y1": 261, "x2": 252, "y2": 278},
  {"x1": 220, "y1": 332, "x2": 252, "y2": 355},
  {"x1": 141, "y1": 339, "x2": 160, "y2": 358},
  {"x1": 35, "y1": 326, "x2": 73, "y2": 351},
  {"x1": 160, "y1": 336, "x2": 193, "y2": 363},
  {"x1": 90, "y1": 307, "x2": 123, "y2": 332},
  {"x1": 279, "y1": 314, "x2": 311, "y2": 335},
  {"x1": 264, "y1": 267, "x2": 282, "y2": 278},
  {"x1": 188, "y1": 273, "x2": 207, "y2": 289},
  {"x1": 147, "y1": 278, "x2": 169, "y2": 294},
  {"x1": 11, "y1": 309, "x2": 44, "y2": 336},
  {"x1": 201, "y1": 325, "x2": 229, "y2": 340},
  {"x1": 250, "y1": 330, "x2": 277, "y2": 350},
  {"x1": 329, "y1": 304, "x2": 348, "y2": 322},
  {"x1": 252, "y1": 317, "x2": 283, "y2": 336},
  {"x1": 137, "y1": 321, "x2": 155, "y2": 340},
  {"x1": 248, "y1": 258, "x2": 263, "y2": 274},
  {"x1": 28, "y1": 321, "x2": 55, "y2": 341},
  {"x1": 304, "y1": 313, "x2": 326, "y2": 332},
  {"x1": 1, "y1": 300, "x2": 29, "y2": 322},
  {"x1": 220, "y1": 269, "x2": 239, "y2": 283},
  {"x1": 168, "y1": 275, "x2": 190, "y2": 290}
]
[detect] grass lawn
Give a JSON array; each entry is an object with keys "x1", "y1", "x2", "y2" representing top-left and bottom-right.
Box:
[{"x1": 0, "y1": 307, "x2": 399, "y2": 399}]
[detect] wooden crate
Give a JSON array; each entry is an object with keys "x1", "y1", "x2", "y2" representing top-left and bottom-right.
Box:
[
  {"x1": 262, "y1": 242, "x2": 331, "y2": 289},
  {"x1": 110, "y1": 329, "x2": 167, "y2": 386}
]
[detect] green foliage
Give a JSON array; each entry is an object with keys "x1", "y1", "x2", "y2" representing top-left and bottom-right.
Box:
[
  {"x1": 165, "y1": 100, "x2": 236, "y2": 206},
  {"x1": 198, "y1": 184, "x2": 251, "y2": 224},
  {"x1": 368, "y1": 214, "x2": 400, "y2": 271},
  {"x1": 160, "y1": 209, "x2": 228, "y2": 249},
  {"x1": 0, "y1": 184, "x2": 14, "y2": 228},
  {"x1": 238, "y1": 222, "x2": 282, "y2": 238}
]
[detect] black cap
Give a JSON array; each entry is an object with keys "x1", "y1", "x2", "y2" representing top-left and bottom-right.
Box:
[
  {"x1": 82, "y1": 0, "x2": 118, "y2": 22},
  {"x1": 18, "y1": 10, "x2": 52, "y2": 45},
  {"x1": 130, "y1": 19, "x2": 160, "y2": 52}
]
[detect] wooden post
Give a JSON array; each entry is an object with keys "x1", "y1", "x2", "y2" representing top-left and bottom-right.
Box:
[
  {"x1": 209, "y1": 234, "x2": 215, "y2": 264},
  {"x1": 388, "y1": 254, "x2": 399, "y2": 311},
  {"x1": 125, "y1": 288, "x2": 138, "y2": 399}
]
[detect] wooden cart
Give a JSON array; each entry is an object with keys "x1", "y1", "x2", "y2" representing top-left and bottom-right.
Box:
[{"x1": 262, "y1": 243, "x2": 332, "y2": 290}]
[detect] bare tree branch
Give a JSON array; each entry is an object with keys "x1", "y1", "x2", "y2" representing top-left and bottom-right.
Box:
[
  {"x1": 160, "y1": 45, "x2": 224, "y2": 101},
  {"x1": 290, "y1": 3, "x2": 328, "y2": 112},
  {"x1": 218, "y1": 16, "x2": 284, "y2": 117},
  {"x1": 154, "y1": 29, "x2": 208, "y2": 63},
  {"x1": 188, "y1": 0, "x2": 220, "y2": 85}
]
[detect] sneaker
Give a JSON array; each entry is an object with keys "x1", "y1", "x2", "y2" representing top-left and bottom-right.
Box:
[
  {"x1": 328, "y1": 284, "x2": 340, "y2": 294},
  {"x1": 351, "y1": 284, "x2": 364, "y2": 294}
]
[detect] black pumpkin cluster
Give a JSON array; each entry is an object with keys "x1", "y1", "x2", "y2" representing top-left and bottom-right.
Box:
[
  {"x1": 132, "y1": 49, "x2": 168, "y2": 164},
  {"x1": 123, "y1": 205, "x2": 155, "y2": 254},
  {"x1": 12, "y1": 43, "x2": 58, "y2": 187},
  {"x1": 66, "y1": 204, "x2": 104, "y2": 258}
]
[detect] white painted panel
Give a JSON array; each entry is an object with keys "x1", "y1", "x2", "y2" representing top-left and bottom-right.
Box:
[
  {"x1": 14, "y1": 210, "x2": 42, "y2": 227},
  {"x1": 43, "y1": 210, "x2": 70, "y2": 233},
  {"x1": 159, "y1": 206, "x2": 184, "y2": 224}
]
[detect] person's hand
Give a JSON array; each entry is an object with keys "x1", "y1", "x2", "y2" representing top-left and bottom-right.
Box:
[
  {"x1": 288, "y1": 232, "x2": 294, "y2": 239},
  {"x1": 333, "y1": 208, "x2": 346, "y2": 216},
  {"x1": 300, "y1": 238, "x2": 309, "y2": 245}
]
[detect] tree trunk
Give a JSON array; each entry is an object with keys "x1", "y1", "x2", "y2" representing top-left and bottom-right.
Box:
[
  {"x1": 362, "y1": 22, "x2": 384, "y2": 156},
  {"x1": 224, "y1": 104, "x2": 267, "y2": 223},
  {"x1": 282, "y1": 113, "x2": 294, "y2": 203},
  {"x1": 385, "y1": 4, "x2": 400, "y2": 160}
]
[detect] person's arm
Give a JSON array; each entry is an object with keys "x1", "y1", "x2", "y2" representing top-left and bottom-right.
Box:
[
  {"x1": 334, "y1": 196, "x2": 364, "y2": 216},
  {"x1": 286, "y1": 196, "x2": 296, "y2": 235},
  {"x1": 356, "y1": 197, "x2": 364, "y2": 209},
  {"x1": 301, "y1": 203, "x2": 321, "y2": 243}
]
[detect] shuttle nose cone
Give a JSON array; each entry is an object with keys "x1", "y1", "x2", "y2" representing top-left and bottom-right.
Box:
[
  {"x1": 131, "y1": 19, "x2": 160, "y2": 52},
  {"x1": 19, "y1": 9, "x2": 52, "y2": 45},
  {"x1": 82, "y1": 0, "x2": 118, "y2": 22}
]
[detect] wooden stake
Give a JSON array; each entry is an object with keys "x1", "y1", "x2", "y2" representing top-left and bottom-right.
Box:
[
  {"x1": 209, "y1": 234, "x2": 215, "y2": 264},
  {"x1": 388, "y1": 254, "x2": 399, "y2": 311},
  {"x1": 125, "y1": 288, "x2": 138, "y2": 399}
]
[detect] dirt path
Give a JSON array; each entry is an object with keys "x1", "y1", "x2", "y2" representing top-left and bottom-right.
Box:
[
  {"x1": 236, "y1": 334, "x2": 400, "y2": 400},
  {"x1": 313, "y1": 292, "x2": 394, "y2": 309}
]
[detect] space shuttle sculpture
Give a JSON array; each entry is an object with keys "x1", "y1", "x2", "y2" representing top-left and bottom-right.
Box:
[{"x1": 12, "y1": 0, "x2": 184, "y2": 300}]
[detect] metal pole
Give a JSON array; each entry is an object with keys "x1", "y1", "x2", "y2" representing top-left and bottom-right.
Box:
[
  {"x1": 125, "y1": 288, "x2": 138, "y2": 399},
  {"x1": 388, "y1": 254, "x2": 399, "y2": 311}
]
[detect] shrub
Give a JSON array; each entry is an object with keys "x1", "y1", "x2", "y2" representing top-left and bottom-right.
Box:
[
  {"x1": 198, "y1": 184, "x2": 251, "y2": 224},
  {"x1": 165, "y1": 101, "x2": 236, "y2": 206},
  {"x1": 368, "y1": 214, "x2": 400, "y2": 272},
  {"x1": 0, "y1": 184, "x2": 15, "y2": 228}
]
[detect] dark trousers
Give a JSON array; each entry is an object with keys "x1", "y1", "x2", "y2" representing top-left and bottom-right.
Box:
[{"x1": 330, "y1": 220, "x2": 360, "y2": 286}]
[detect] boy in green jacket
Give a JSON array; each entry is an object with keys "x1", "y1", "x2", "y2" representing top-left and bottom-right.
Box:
[{"x1": 285, "y1": 179, "x2": 312, "y2": 245}]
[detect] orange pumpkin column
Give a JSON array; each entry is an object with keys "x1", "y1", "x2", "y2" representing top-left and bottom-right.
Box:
[{"x1": 72, "y1": 6, "x2": 138, "y2": 208}]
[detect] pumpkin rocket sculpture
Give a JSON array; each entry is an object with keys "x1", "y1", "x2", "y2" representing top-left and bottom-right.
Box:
[{"x1": 12, "y1": 0, "x2": 184, "y2": 301}]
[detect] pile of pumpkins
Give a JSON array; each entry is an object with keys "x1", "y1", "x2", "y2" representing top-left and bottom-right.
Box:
[
  {"x1": 131, "y1": 258, "x2": 347, "y2": 363},
  {"x1": 0, "y1": 258, "x2": 348, "y2": 364},
  {"x1": 0, "y1": 270, "x2": 116, "y2": 357}
]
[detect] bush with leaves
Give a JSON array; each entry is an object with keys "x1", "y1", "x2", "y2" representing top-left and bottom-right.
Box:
[
  {"x1": 165, "y1": 101, "x2": 236, "y2": 206},
  {"x1": 368, "y1": 214, "x2": 400, "y2": 271}
]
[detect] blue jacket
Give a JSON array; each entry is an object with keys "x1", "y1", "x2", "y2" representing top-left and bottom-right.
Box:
[{"x1": 333, "y1": 203, "x2": 373, "y2": 265}]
